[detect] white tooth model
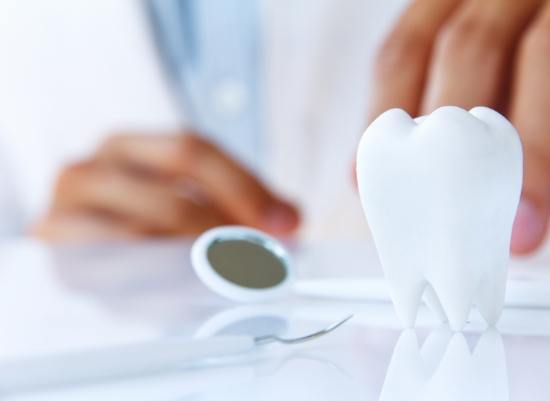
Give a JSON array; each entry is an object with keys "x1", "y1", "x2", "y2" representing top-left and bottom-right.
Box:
[
  {"x1": 357, "y1": 106, "x2": 523, "y2": 331},
  {"x1": 379, "y1": 329, "x2": 508, "y2": 401}
]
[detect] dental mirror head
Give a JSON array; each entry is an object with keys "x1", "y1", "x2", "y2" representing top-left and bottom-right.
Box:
[{"x1": 191, "y1": 226, "x2": 294, "y2": 302}]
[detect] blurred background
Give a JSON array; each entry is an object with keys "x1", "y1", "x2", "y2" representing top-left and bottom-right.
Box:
[
  {"x1": 1, "y1": 0, "x2": 549, "y2": 255},
  {"x1": 0, "y1": 0, "x2": 408, "y2": 243}
]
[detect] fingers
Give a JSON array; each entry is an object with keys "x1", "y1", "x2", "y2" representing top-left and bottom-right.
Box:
[
  {"x1": 369, "y1": 0, "x2": 549, "y2": 256},
  {"x1": 369, "y1": 0, "x2": 543, "y2": 120},
  {"x1": 52, "y1": 161, "x2": 228, "y2": 236},
  {"x1": 509, "y1": 1, "x2": 550, "y2": 254},
  {"x1": 369, "y1": 0, "x2": 461, "y2": 121},
  {"x1": 97, "y1": 133, "x2": 299, "y2": 234},
  {"x1": 421, "y1": 0, "x2": 543, "y2": 113},
  {"x1": 36, "y1": 132, "x2": 300, "y2": 242},
  {"x1": 31, "y1": 212, "x2": 148, "y2": 242}
]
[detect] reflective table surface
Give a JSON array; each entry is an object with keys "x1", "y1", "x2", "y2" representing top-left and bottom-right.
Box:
[{"x1": 0, "y1": 239, "x2": 549, "y2": 400}]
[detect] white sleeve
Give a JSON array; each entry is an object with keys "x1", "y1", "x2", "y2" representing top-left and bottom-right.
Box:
[{"x1": 0, "y1": 139, "x2": 24, "y2": 237}]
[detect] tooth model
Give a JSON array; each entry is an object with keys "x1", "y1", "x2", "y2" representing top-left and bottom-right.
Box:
[
  {"x1": 357, "y1": 106, "x2": 523, "y2": 331},
  {"x1": 379, "y1": 329, "x2": 508, "y2": 401}
]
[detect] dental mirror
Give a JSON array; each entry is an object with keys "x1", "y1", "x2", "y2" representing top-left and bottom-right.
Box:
[{"x1": 191, "y1": 226, "x2": 294, "y2": 302}]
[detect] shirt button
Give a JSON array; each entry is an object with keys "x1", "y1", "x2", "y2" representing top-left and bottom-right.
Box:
[{"x1": 211, "y1": 78, "x2": 249, "y2": 119}]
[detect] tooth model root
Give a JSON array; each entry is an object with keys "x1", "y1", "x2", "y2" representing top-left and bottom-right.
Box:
[
  {"x1": 475, "y1": 266, "x2": 507, "y2": 325},
  {"x1": 423, "y1": 284, "x2": 447, "y2": 324},
  {"x1": 430, "y1": 275, "x2": 478, "y2": 332},
  {"x1": 386, "y1": 278, "x2": 426, "y2": 328}
]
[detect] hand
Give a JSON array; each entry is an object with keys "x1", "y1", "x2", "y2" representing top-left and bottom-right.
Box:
[
  {"x1": 369, "y1": 0, "x2": 550, "y2": 254},
  {"x1": 32, "y1": 133, "x2": 300, "y2": 241}
]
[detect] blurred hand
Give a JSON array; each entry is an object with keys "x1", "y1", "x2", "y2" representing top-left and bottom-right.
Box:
[
  {"x1": 33, "y1": 133, "x2": 299, "y2": 241},
  {"x1": 369, "y1": 0, "x2": 550, "y2": 254}
]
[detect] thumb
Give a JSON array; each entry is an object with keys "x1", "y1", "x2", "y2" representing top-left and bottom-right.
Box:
[
  {"x1": 508, "y1": 10, "x2": 550, "y2": 256},
  {"x1": 511, "y1": 147, "x2": 550, "y2": 255}
]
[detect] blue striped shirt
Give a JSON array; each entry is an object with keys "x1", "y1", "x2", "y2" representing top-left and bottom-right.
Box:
[{"x1": 146, "y1": 0, "x2": 263, "y2": 172}]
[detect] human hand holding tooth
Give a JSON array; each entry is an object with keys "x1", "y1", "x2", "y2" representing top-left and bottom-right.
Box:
[
  {"x1": 369, "y1": 0, "x2": 550, "y2": 254},
  {"x1": 357, "y1": 106, "x2": 522, "y2": 331}
]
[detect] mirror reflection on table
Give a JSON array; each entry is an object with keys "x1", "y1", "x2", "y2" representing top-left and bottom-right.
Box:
[
  {"x1": 0, "y1": 240, "x2": 549, "y2": 400},
  {"x1": 380, "y1": 329, "x2": 508, "y2": 401}
]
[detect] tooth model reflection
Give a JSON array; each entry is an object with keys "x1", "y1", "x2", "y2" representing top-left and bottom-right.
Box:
[
  {"x1": 357, "y1": 106, "x2": 523, "y2": 330},
  {"x1": 379, "y1": 329, "x2": 508, "y2": 401}
]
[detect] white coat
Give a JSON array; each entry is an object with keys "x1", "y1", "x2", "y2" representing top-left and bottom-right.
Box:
[{"x1": 0, "y1": 0, "x2": 407, "y2": 241}]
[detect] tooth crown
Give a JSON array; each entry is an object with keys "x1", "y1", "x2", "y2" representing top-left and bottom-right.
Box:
[{"x1": 357, "y1": 106, "x2": 523, "y2": 330}]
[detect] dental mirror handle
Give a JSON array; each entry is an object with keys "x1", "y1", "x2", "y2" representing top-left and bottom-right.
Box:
[{"x1": 0, "y1": 336, "x2": 255, "y2": 392}]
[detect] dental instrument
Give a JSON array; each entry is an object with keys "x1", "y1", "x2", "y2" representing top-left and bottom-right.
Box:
[
  {"x1": 0, "y1": 315, "x2": 352, "y2": 393},
  {"x1": 190, "y1": 225, "x2": 550, "y2": 311}
]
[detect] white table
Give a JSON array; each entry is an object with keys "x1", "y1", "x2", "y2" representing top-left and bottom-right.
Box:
[{"x1": 0, "y1": 239, "x2": 549, "y2": 400}]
